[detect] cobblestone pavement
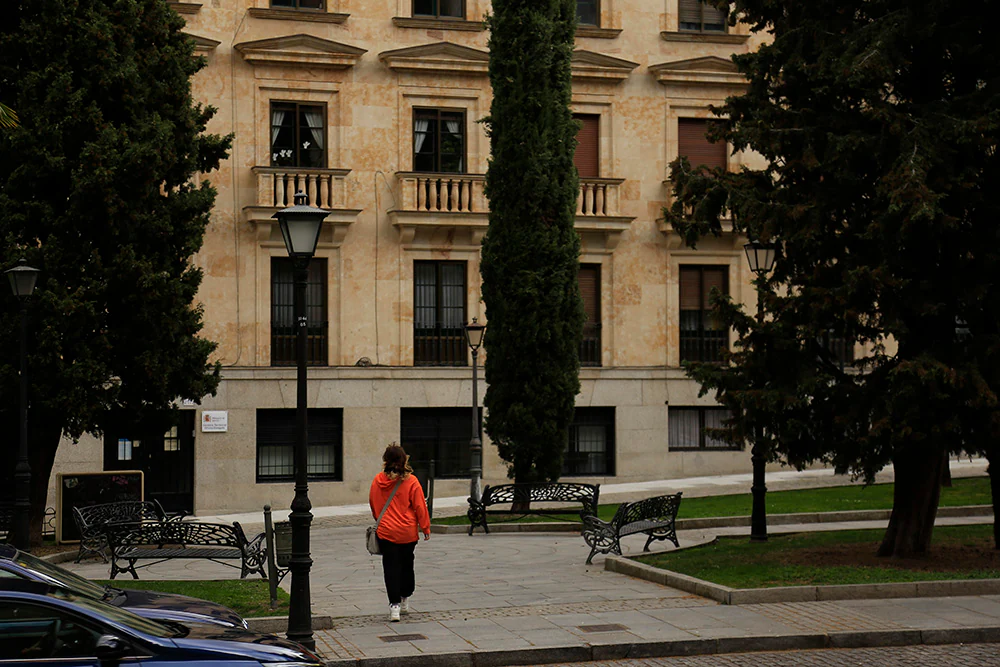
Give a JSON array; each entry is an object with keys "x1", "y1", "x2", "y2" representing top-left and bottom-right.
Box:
[{"x1": 542, "y1": 643, "x2": 1000, "y2": 666}]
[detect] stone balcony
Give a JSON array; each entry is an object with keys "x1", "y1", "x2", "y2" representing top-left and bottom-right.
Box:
[
  {"x1": 245, "y1": 167, "x2": 361, "y2": 246},
  {"x1": 389, "y1": 172, "x2": 634, "y2": 252}
]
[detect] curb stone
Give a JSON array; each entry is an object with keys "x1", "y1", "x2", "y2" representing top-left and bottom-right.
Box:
[
  {"x1": 319, "y1": 626, "x2": 1000, "y2": 667},
  {"x1": 247, "y1": 615, "x2": 333, "y2": 633},
  {"x1": 604, "y1": 554, "x2": 1000, "y2": 604}
]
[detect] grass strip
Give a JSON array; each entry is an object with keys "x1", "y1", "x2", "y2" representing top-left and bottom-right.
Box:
[
  {"x1": 431, "y1": 476, "x2": 991, "y2": 525},
  {"x1": 98, "y1": 579, "x2": 289, "y2": 618},
  {"x1": 635, "y1": 524, "x2": 1000, "y2": 588}
]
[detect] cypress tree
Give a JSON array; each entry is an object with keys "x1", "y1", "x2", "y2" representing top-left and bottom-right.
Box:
[
  {"x1": 0, "y1": 0, "x2": 230, "y2": 542},
  {"x1": 666, "y1": 0, "x2": 1000, "y2": 557},
  {"x1": 481, "y1": 0, "x2": 584, "y2": 484}
]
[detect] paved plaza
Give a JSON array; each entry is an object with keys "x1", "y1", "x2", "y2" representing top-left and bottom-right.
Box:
[{"x1": 63, "y1": 459, "x2": 1000, "y2": 665}]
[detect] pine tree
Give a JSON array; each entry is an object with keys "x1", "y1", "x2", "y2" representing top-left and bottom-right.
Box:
[
  {"x1": 666, "y1": 0, "x2": 1000, "y2": 557},
  {"x1": 480, "y1": 0, "x2": 585, "y2": 484},
  {"x1": 0, "y1": 0, "x2": 230, "y2": 542}
]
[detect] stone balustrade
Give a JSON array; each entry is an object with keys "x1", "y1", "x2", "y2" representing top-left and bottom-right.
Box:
[
  {"x1": 396, "y1": 172, "x2": 487, "y2": 213},
  {"x1": 252, "y1": 167, "x2": 349, "y2": 209},
  {"x1": 577, "y1": 178, "x2": 624, "y2": 217}
]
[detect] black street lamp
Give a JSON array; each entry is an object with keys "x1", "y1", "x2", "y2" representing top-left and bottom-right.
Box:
[
  {"x1": 5, "y1": 259, "x2": 40, "y2": 553},
  {"x1": 464, "y1": 317, "x2": 486, "y2": 503},
  {"x1": 273, "y1": 192, "x2": 327, "y2": 651},
  {"x1": 743, "y1": 240, "x2": 778, "y2": 543}
]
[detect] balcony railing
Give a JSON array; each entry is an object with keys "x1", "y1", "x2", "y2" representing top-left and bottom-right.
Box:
[
  {"x1": 414, "y1": 326, "x2": 468, "y2": 366},
  {"x1": 253, "y1": 167, "x2": 349, "y2": 209},
  {"x1": 679, "y1": 329, "x2": 728, "y2": 363},
  {"x1": 577, "y1": 178, "x2": 623, "y2": 216},
  {"x1": 397, "y1": 172, "x2": 487, "y2": 213},
  {"x1": 580, "y1": 322, "x2": 602, "y2": 366}
]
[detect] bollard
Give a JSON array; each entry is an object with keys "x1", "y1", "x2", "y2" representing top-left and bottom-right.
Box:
[{"x1": 263, "y1": 505, "x2": 279, "y2": 610}]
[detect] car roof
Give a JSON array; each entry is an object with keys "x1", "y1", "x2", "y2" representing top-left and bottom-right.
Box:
[{"x1": 0, "y1": 579, "x2": 60, "y2": 595}]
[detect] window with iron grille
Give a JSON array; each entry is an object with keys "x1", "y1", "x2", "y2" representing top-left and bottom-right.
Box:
[
  {"x1": 414, "y1": 261, "x2": 467, "y2": 366},
  {"x1": 413, "y1": 109, "x2": 465, "y2": 173},
  {"x1": 271, "y1": 258, "x2": 328, "y2": 366},
  {"x1": 679, "y1": 266, "x2": 729, "y2": 363},
  {"x1": 413, "y1": 0, "x2": 464, "y2": 18},
  {"x1": 576, "y1": 0, "x2": 599, "y2": 26},
  {"x1": 820, "y1": 330, "x2": 855, "y2": 369},
  {"x1": 270, "y1": 0, "x2": 324, "y2": 9},
  {"x1": 678, "y1": 118, "x2": 727, "y2": 171},
  {"x1": 678, "y1": 0, "x2": 726, "y2": 32},
  {"x1": 256, "y1": 408, "x2": 342, "y2": 482},
  {"x1": 400, "y1": 408, "x2": 481, "y2": 479},
  {"x1": 270, "y1": 101, "x2": 325, "y2": 168},
  {"x1": 579, "y1": 264, "x2": 601, "y2": 366},
  {"x1": 668, "y1": 407, "x2": 738, "y2": 450},
  {"x1": 564, "y1": 407, "x2": 615, "y2": 476}
]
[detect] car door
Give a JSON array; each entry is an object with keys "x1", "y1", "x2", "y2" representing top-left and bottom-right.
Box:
[{"x1": 0, "y1": 599, "x2": 141, "y2": 667}]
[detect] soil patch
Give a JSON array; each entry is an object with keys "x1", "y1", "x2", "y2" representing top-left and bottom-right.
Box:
[{"x1": 781, "y1": 536, "x2": 1000, "y2": 573}]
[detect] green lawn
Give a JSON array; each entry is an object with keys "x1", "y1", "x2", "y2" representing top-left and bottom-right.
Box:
[
  {"x1": 432, "y1": 476, "x2": 992, "y2": 525},
  {"x1": 635, "y1": 524, "x2": 1000, "y2": 588},
  {"x1": 99, "y1": 579, "x2": 288, "y2": 618}
]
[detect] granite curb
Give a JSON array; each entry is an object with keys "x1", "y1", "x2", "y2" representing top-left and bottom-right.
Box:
[
  {"x1": 430, "y1": 504, "x2": 993, "y2": 534},
  {"x1": 604, "y1": 554, "x2": 1000, "y2": 604},
  {"x1": 319, "y1": 626, "x2": 1000, "y2": 667},
  {"x1": 247, "y1": 615, "x2": 334, "y2": 633}
]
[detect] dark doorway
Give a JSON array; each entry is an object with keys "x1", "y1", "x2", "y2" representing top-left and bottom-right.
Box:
[{"x1": 103, "y1": 411, "x2": 196, "y2": 515}]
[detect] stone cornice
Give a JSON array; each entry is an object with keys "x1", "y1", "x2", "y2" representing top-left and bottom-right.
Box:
[
  {"x1": 576, "y1": 25, "x2": 623, "y2": 39},
  {"x1": 572, "y1": 49, "x2": 640, "y2": 83},
  {"x1": 184, "y1": 33, "x2": 221, "y2": 53},
  {"x1": 660, "y1": 31, "x2": 748, "y2": 45},
  {"x1": 379, "y1": 41, "x2": 488, "y2": 76},
  {"x1": 392, "y1": 16, "x2": 486, "y2": 32},
  {"x1": 235, "y1": 34, "x2": 366, "y2": 70},
  {"x1": 248, "y1": 7, "x2": 349, "y2": 24},
  {"x1": 649, "y1": 56, "x2": 746, "y2": 87},
  {"x1": 166, "y1": 1, "x2": 201, "y2": 15},
  {"x1": 246, "y1": 206, "x2": 361, "y2": 247}
]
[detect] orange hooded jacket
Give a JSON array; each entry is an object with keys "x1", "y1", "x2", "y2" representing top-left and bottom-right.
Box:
[{"x1": 369, "y1": 472, "x2": 430, "y2": 544}]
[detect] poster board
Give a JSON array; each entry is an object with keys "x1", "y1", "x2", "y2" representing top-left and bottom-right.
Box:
[{"x1": 56, "y1": 471, "x2": 144, "y2": 544}]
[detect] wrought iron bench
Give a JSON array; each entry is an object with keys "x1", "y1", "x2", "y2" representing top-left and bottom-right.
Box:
[
  {"x1": 107, "y1": 520, "x2": 266, "y2": 580},
  {"x1": 467, "y1": 482, "x2": 600, "y2": 535},
  {"x1": 582, "y1": 492, "x2": 682, "y2": 564},
  {"x1": 71, "y1": 500, "x2": 185, "y2": 563}
]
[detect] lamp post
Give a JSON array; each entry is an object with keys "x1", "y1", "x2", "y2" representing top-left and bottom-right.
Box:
[
  {"x1": 464, "y1": 317, "x2": 486, "y2": 503},
  {"x1": 743, "y1": 240, "x2": 777, "y2": 543},
  {"x1": 273, "y1": 192, "x2": 327, "y2": 651},
  {"x1": 5, "y1": 259, "x2": 40, "y2": 553}
]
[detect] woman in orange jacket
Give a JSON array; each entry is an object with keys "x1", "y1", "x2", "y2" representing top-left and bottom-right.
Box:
[{"x1": 369, "y1": 444, "x2": 431, "y2": 622}]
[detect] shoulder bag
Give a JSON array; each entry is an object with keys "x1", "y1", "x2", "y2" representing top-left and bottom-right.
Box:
[{"x1": 366, "y1": 478, "x2": 403, "y2": 555}]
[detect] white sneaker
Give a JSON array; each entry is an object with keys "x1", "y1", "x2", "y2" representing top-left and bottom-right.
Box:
[
  {"x1": 400, "y1": 597, "x2": 409, "y2": 614},
  {"x1": 389, "y1": 604, "x2": 400, "y2": 622}
]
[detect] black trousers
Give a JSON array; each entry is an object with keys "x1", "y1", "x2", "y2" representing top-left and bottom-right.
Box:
[{"x1": 377, "y1": 537, "x2": 417, "y2": 604}]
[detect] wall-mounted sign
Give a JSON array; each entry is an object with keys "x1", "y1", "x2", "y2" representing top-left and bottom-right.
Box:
[
  {"x1": 181, "y1": 399, "x2": 197, "y2": 408},
  {"x1": 201, "y1": 410, "x2": 228, "y2": 432}
]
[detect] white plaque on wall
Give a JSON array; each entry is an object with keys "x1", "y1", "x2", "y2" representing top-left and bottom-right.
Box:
[{"x1": 201, "y1": 410, "x2": 228, "y2": 433}]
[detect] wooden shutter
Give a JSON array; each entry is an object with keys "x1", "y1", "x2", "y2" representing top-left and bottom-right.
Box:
[
  {"x1": 678, "y1": 0, "x2": 702, "y2": 26},
  {"x1": 573, "y1": 114, "x2": 600, "y2": 178},
  {"x1": 702, "y1": 267, "x2": 727, "y2": 305},
  {"x1": 679, "y1": 267, "x2": 701, "y2": 311},
  {"x1": 678, "y1": 118, "x2": 727, "y2": 170},
  {"x1": 579, "y1": 264, "x2": 601, "y2": 324}
]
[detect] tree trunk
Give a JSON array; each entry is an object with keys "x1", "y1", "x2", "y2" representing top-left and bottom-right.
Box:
[
  {"x1": 940, "y1": 450, "x2": 952, "y2": 487},
  {"x1": 986, "y1": 447, "x2": 1000, "y2": 550},
  {"x1": 877, "y1": 452, "x2": 945, "y2": 557},
  {"x1": 28, "y1": 421, "x2": 63, "y2": 548}
]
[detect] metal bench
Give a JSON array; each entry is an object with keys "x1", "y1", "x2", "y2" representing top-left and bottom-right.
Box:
[
  {"x1": 582, "y1": 492, "x2": 682, "y2": 564},
  {"x1": 107, "y1": 520, "x2": 266, "y2": 580},
  {"x1": 467, "y1": 482, "x2": 600, "y2": 535},
  {"x1": 71, "y1": 500, "x2": 183, "y2": 563}
]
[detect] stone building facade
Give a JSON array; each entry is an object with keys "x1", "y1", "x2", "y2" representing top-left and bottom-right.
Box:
[{"x1": 50, "y1": 0, "x2": 783, "y2": 516}]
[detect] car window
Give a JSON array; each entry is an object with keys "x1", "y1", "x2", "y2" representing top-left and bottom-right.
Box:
[
  {"x1": 11, "y1": 552, "x2": 106, "y2": 599},
  {"x1": 0, "y1": 600, "x2": 103, "y2": 660},
  {"x1": 56, "y1": 593, "x2": 173, "y2": 638}
]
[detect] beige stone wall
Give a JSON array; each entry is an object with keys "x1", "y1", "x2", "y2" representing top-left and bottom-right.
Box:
[{"x1": 48, "y1": 1, "x2": 789, "y2": 515}]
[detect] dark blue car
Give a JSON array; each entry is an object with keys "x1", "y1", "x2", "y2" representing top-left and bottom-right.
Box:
[
  {"x1": 0, "y1": 581, "x2": 324, "y2": 666},
  {"x1": 0, "y1": 544, "x2": 247, "y2": 629}
]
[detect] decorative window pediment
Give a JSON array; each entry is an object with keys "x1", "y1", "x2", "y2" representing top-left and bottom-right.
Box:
[
  {"x1": 649, "y1": 56, "x2": 745, "y2": 87},
  {"x1": 184, "y1": 33, "x2": 221, "y2": 54},
  {"x1": 379, "y1": 41, "x2": 489, "y2": 76},
  {"x1": 235, "y1": 34, "x2": 366, "y2": 70},
  {"x1": 572, "y1": 50, "x2": 639, "y2": 83}
]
